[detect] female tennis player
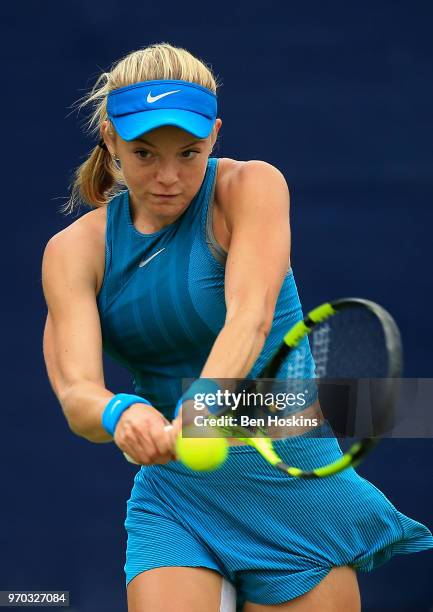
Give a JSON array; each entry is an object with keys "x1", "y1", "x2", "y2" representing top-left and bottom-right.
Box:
[{"x1": 42, "y1": 43, "x2": 433, "y2": 611}]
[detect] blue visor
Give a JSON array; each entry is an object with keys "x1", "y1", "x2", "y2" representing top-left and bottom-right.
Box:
[{"x1": 107, "y1": 79, "x2": 218, "y2": 140}]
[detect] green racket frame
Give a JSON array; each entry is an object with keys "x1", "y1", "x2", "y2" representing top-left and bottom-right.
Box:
[{"x1": 227, "y1": 298, "x2": 402, "y2": 478}]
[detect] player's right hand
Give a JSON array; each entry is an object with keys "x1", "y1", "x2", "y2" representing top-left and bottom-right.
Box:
[{"x1": 113, "y1": 403, "x2": 176, "y2": 465}]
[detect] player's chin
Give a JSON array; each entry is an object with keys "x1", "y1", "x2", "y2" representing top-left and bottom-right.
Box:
[{"x1": 147, "y1": 195, "x2": 189, "y2": 213}]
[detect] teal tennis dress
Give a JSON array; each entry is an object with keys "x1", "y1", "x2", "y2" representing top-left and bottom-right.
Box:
[{"x1": 96, "y1": 157, "x2": 433, "y2": 608}]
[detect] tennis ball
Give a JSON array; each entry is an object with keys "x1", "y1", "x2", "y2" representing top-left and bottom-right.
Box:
[{"x1": 175, "y1": 434, "x2": 228, "y2": 471}]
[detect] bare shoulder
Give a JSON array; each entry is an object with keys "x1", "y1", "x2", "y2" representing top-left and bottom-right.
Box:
[
  {"x1": 216, "y1": 157, "x2": 287, "y2": 191},
  {"x1": 214, "y1": 158, "x2": 289, "y2": 232},
  {"x1": 42, "y1": 206, "x2": 107, "y2": 296}
]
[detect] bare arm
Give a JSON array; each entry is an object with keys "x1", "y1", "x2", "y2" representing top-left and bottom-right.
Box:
[
  {"x1": 42, "y1": 222, "x2": 175, "y2": 463},
  {"x1": 42, "y1": 224, "x2": 114, "y2": 442},
  {"x1": 200, "y1": 160, "x2": 291, "y2": 379}
]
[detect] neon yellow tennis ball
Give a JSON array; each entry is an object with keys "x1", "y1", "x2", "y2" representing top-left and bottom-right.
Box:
[{"x1": 176, "y1": 435, "x2": 228, "y2": 471}]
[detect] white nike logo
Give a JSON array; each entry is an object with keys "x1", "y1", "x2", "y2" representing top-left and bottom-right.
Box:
[
  {"x1": 139, "y1": 247, "x2": 166, "y2": 268},
  {"x1": 147, "y1": 90, "x2": 180, "y2": 103}
]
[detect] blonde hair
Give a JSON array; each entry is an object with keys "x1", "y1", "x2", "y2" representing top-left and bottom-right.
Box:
[{"x1": 62, "y1": 43, "x2": 220, "y2": 215}]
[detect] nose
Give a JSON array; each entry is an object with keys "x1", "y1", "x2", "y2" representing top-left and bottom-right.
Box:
[{"x1": 154, "y1": 159, "x2": 179, "y2": 186}]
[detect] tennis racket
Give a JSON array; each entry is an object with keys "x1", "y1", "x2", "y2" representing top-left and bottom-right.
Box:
[{"x1": 191, "y1": 298, "x2": 403, "y2": 478}]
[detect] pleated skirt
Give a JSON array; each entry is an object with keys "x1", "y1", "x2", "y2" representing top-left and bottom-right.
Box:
[{"x1": 124, "y1": 421, "x2": 433, "y2": 608}]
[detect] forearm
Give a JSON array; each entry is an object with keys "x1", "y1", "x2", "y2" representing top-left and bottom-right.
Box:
[
  {"x1": 58, "y1": 381, "x2": 114, "y2": 443},
  {"x1": 200, "y1": 315, "x2": 268, "y2": 380}
]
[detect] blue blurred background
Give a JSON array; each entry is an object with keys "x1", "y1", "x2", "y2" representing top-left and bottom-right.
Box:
[{"x1": 1, "y1": 1, "x2": 432, "y2": 610}]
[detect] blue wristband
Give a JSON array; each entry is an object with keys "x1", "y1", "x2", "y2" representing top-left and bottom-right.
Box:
[
  {"x1": 174, "y1": 379, "x2": 221, "y2": 418},
  {"x1": 102, "y1": 393, "x2": 152, "y2": 436}
]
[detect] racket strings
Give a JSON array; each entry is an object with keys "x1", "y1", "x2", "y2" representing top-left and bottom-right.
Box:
[
  {"x1": 256, "y1": 306, "x2": 396, "y2": 441},
  {"x1": 310, "y1": 323, "x2": 331, "y2": 377},
  {"x1": 221, "y1": 300, "x2": 402, "y2": 476},
  {"x1": 206, "y1": 304, "x2": 398, "y2": 454},
  {"x1": 310, "y1": 307, "x2": 390, "y2": 379}
]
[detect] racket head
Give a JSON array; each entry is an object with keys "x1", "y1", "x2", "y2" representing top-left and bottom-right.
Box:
[
  {"x1": 180, "y1": 298, "x2": 403, "y2": 478},
  {"x1": 252, "y1": 297, "x2": 403, "y2": 476}
]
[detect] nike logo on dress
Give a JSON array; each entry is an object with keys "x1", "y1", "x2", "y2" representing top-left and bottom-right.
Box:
[
  {"x1": 138, "y1": 247, "x2": 166, "y2": 268},
  {"x1": 146, "y1": 90, "x2": 180, "y2": 103}
]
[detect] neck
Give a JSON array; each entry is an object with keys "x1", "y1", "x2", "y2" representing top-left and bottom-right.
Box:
[{"x1": 128, "y1": 191, "x2": 188, "y2": 234}]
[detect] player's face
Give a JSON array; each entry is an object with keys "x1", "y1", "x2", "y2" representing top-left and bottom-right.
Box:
[{"x1": 111, "y1": 121, "x2": 221, "y2": 219}]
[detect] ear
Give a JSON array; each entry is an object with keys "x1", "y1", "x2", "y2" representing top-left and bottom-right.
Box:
[
  {"x1": 101, "y1": 120, "x2": 117, "y2": 156},
  {"x1": 211, "y1": 118, "x2": 222, "y2": 147}
]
